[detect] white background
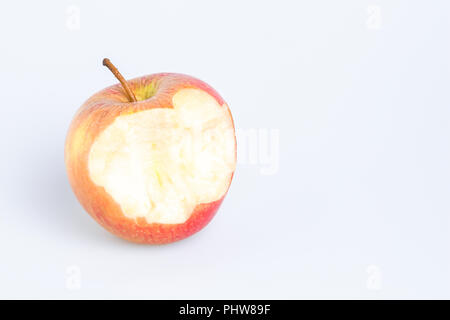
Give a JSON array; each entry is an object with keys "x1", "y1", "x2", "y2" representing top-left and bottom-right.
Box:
[{"x1": 0, "y1": 0, "x2": 449, "y2": 299}]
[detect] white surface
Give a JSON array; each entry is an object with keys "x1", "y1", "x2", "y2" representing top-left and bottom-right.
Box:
[{"x1": 0, "y1": 0, "x2": 449, "y2": 299}]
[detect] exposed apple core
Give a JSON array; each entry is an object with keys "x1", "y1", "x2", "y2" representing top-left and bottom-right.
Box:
[{"x1": 88, "y1": 88, "x2": 236, "y2": 224}]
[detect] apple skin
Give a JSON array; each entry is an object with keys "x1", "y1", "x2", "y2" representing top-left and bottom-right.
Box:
[{"x1": 65, "y1": 73, "x2": 236, "y2": 244}]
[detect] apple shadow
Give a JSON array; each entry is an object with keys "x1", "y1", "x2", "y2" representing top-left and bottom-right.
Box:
[
  {"x1": 25, "y1": 145, "x2": 205, "y2": 249},
  {"x1": 23, "y1": 145, "x2": 127, "y2": 246}
]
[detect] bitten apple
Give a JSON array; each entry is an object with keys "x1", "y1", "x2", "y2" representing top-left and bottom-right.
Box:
[{"x1": 65, "y1": 59, "x2": 236, "y2": 244}]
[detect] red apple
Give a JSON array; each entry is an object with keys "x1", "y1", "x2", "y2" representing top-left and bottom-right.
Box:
[{"x1": 65, "y1": 59, "x2": 236, "y2": 244}]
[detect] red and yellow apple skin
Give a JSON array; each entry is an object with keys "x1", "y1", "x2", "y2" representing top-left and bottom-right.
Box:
[{"x1": 65, "y1": 73, "x2": 236, "y2": 244}]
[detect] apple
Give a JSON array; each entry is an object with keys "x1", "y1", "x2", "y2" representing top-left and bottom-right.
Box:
[{"x1": 65, "y1": 59, "x2": 236, "y2": 244}]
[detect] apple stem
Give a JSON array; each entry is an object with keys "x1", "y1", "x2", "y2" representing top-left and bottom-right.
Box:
[{"x1": 102, "y1": 58, "x2": 137, "y2": 102}]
